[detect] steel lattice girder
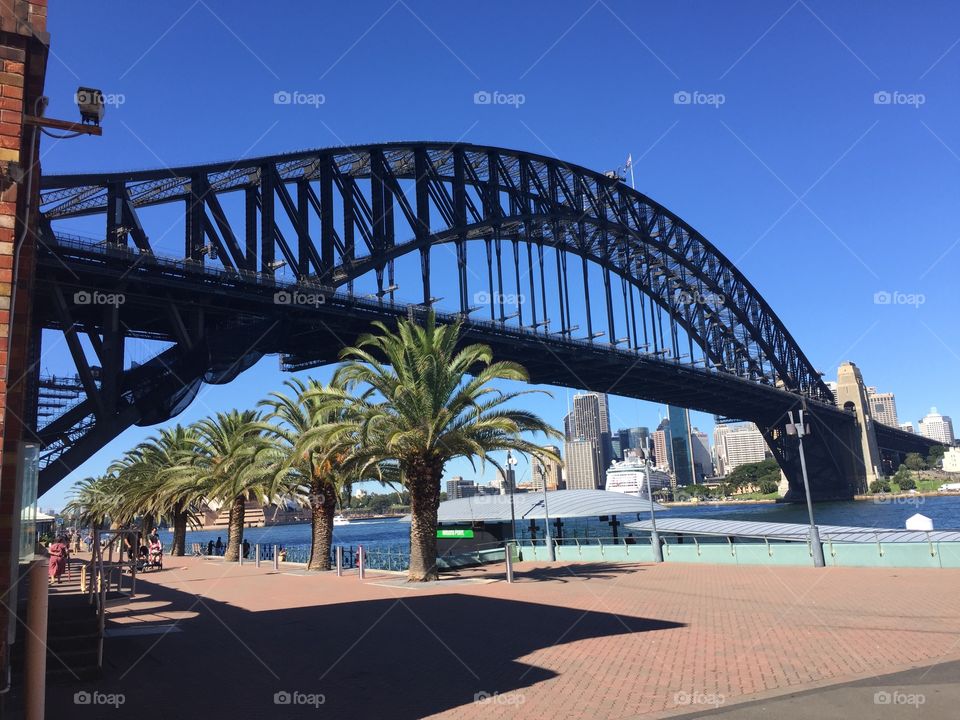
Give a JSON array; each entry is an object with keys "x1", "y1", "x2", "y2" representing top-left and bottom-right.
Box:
[{"x1": 40, "y1": 142, "x2": 832, "y2": 403}]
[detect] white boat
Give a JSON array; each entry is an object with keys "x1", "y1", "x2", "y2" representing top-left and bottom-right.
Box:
[{"x1": 333, "y1": 515, "x2": 350, "y2": 526}]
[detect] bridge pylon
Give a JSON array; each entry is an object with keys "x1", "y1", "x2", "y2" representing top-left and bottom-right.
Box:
[{"x1": 835, "y1": 362, "x2": 882, "y2": 493}]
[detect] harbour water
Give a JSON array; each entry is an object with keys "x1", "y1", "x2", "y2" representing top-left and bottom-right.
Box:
[{"x1": 164, "y1": 495, "x2": 960, "y2": 552}]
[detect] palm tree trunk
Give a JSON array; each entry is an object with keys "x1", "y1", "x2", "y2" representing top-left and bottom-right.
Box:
[
  {"x1": 171, "y1": 505, "x2": 188, "y2": 556},
  {"x1": 308, "y1": 478, "x2": 337, "y2": 571},
  {"x1": 407, "y1": 457, "x2": 443, "y2": 581},
  {"x1": 224, "y1": 495, "x2": 245, "y2": 562}
]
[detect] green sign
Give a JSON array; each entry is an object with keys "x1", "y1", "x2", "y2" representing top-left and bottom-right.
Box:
[{"x1": 437, "y1": 528, "x2": 474, "y2": 539}]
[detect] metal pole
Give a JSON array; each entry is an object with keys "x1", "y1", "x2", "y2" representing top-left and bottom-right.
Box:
[
  {"x1": 255, "y1": 544, "x2": 260, "y2": 568},
  {"x1": 507, "y1": 451, "x2": 521, "y2": 561},
  {"x1": 272, "y1": 545, "x2": 279, "y2": 571},
  {"x1": 336, "y1": 546, "x2": 343, "y2": 576},
  {"x1": 541, "y1": 461, "x2": 555, "y2": 562},
  {"x1": 645, "y1": 438, "x2": 663, "y2": 562},
  {"x1": 358, "y1": 545, "x2": 365, "y2": 580},
  {"x1": 505, "y1": 541, "x2": 515, "y2": 583},
  {"x1": 794, "y1": 409, "x2": 825, "y2": 568}
]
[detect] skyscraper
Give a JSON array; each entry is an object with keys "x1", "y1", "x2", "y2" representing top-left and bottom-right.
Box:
[
  {"x1": 652, "y1": 421, "x2": 671, "y2": 472},
  {"x1": 568, "y1": 392, "x2": 613, "y2": 475},
  {"x1": 564, "y1": 438, "x2": 602, "y2": 489},
  {"x1": 919, "y1": 407, "x2": 955, "y2": 445},
  {"x1": 628, "y1": 426, "x2": 650, "y2": 451},
  {"x1": 667, "y1": 406, "x2": 695, "y2": 487},
  {"x1": 866, "y1": 387, "x2": 899, "y2": 428}
]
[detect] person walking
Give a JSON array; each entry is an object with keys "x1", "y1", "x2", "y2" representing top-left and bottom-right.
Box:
[
  {"x1": 206, "y1": 539, "x2": 214, "y2": 556},
  {"x1": 48, "y1": 536, "x2": 69, "y2": 584},
  {"x1": 214, "y1": 537, "x2": 223, "y2": 556},
  {"x1": 242, "y1": 539, "x2": 250, "y2": 559}
]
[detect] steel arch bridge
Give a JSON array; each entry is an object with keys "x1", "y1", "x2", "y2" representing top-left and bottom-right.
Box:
[{"x1": 30, "y1": 142, "x2": 933, "y2": 497}]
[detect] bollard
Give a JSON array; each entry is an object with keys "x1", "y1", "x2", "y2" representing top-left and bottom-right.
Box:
[
  {"x1": 238, "y1": 547, "x2": 243, "y2": 566},
  {"x1": 25, "y1": 559, "x2": 48, "y2": 720},
  {"x1": 273, "y1": 545, "x2": 279, "y2": 571},
  {"x1": 255, "y1": 544, "x2": 261, "y2": 568},
  {"x1": 336, "y1": 546, "x2": 343, "y2": 577},
  {"x1": 504, "y1": 542, "x2": 515, "y2": 583},
  {"x1": 357, "y1": 545, "x2": 365, "y2": 580}
]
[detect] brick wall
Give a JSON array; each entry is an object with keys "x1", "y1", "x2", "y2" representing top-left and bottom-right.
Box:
[{"x1": 0, "y1": 0, "x2": 48, "y2": 699}]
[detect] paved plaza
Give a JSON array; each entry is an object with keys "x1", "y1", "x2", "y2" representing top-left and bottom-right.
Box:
[{"x1": 45, "y1": 557, "x2": 960, "y2": 719}]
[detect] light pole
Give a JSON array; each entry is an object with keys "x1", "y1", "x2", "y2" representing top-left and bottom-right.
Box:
[
  {"x1": 787, "y1": 408, "x2": 825, "y2": 567},
  {"x1": 506, "y1": 451, "x2": 519, "y2": 558},
  {"x1": 537, "y1": 456, "x2": 556, "y2": 561},
  {"x1": 644, "y1": 438, "x2": 663, "y2": 562}
]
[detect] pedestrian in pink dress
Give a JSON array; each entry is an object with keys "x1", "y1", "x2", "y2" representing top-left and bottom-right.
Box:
[{"x1": 48, "y1": 536, "x2": 69, "y2": 584}]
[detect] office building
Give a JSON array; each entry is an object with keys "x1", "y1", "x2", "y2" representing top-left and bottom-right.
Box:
[
  {"x1": 629, "y1": 427, "x2": 650, "y2": 451},
  {"x1": 652, "y1": 421, "x2": 671, "y2": 472},
  {"x1": 713, "y1": 422, "x2": 768, "y2": 476},
  {"x1": 668, "y1": 406, "x2": 696, "y2": 487},
  {"x1": 943, "y1": 447, "x2": 960, "y2": 473},
  {"x1": 899, "y1": 422, "x2": 914, "y2": 434},
  {"x1": 564, "y1": 438, "x2": 602, "y2": 490},
  {"x1": 532, "y1": 445, "x2": 564, "y2": 491},
  {"x1": 866, "y1": 387, "x2": 899, "y2": 428},
  {"x1": 919, "y1": 407, "x2": 955, "y2": 445},
  {"x1": 690, "y1": 428, "x2": 712, "y2": 482},
  {"x1": 445, "y1": 477, "x2": 477, "y2": 500}
]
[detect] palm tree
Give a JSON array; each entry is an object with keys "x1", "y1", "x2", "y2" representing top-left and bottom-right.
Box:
[
  {"x1": 261, "y1": 377, "x2": 391, "y2": 571},
  {"x1": 64, "y1": 474, "x2": 123, "y2": 529},
  {"x1": 171, "y1": 410, "x2": 289, "y2": 562},
  {"x1": 318, "y1": 311, "x2": 561, "y2": 581},
  {"x1": 112, "y1": 425, "x2": 203, "y2": 555}
]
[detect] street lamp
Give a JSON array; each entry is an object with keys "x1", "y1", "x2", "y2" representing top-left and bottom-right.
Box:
[
  {"x1": 536, "y1": 456, "x2": 556, "y2": 561},
  {"x1": 643, "y1": 438, "x2": 663, "y2": 562},
  {"x1": 505, "y1": 450, "x2": 522, "y2": 561},
  {"x1": 786, "y1": 408, "x2": 825, "y2": 567}
]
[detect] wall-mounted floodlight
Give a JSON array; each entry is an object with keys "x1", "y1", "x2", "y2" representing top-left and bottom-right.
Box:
[{"x1": 75, "y1": 87, "x2": 105, "y2": 126}]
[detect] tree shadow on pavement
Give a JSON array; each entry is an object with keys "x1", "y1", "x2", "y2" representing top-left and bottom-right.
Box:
[{"x1": 45, "y1": 571, "x2": 684, "y2": 719}]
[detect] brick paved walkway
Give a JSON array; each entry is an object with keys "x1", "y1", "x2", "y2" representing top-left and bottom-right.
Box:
[{"x1": 43, "y1": 557, "x2": 960, "y2": 719}]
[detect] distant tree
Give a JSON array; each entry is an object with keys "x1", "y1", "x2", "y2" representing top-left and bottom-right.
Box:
[
  {"x1": 869, "y1": 479, "x2": 891, "y2": 494},
  {"x1": 928, "y1": 445, "x2": 946, "y2": 467},
  {"x1": 758, "y1": 478, "x2": 779, "y2": 494},
  {"x1": 898, "y1": 476, "x2": 917, "y2": 491},
  {"x1": 439, "y1": 491, "x2": 448, "y2": 503},
  {"x1": 904, "y1": 453, "x2": 927, "y2": 471}
]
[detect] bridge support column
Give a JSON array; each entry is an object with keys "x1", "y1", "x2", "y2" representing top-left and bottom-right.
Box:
[{"x1": 835, "y1": 361, "x2": 882, "y2": 493}]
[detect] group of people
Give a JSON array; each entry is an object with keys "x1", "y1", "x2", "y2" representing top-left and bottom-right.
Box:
[
  {"x1": 47, "y1": 528, "x2": 166, "y2": 584},
  {"x1": 204, "y1": 537, "x2": 254, "y2": 559}
]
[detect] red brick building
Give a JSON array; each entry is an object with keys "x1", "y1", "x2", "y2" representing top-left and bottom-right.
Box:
[{"x1": 0, "y1": 0, "x2": 48, "y2": 709}]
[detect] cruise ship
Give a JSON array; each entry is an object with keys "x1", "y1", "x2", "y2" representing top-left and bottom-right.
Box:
[{"x1": 604, "y1": 456, "x2": 672, "y2": 498}]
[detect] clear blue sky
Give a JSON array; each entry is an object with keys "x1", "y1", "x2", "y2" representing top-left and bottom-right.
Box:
[{"x1": 37, "y1": 1, "x2": 960, "y2": 510}]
